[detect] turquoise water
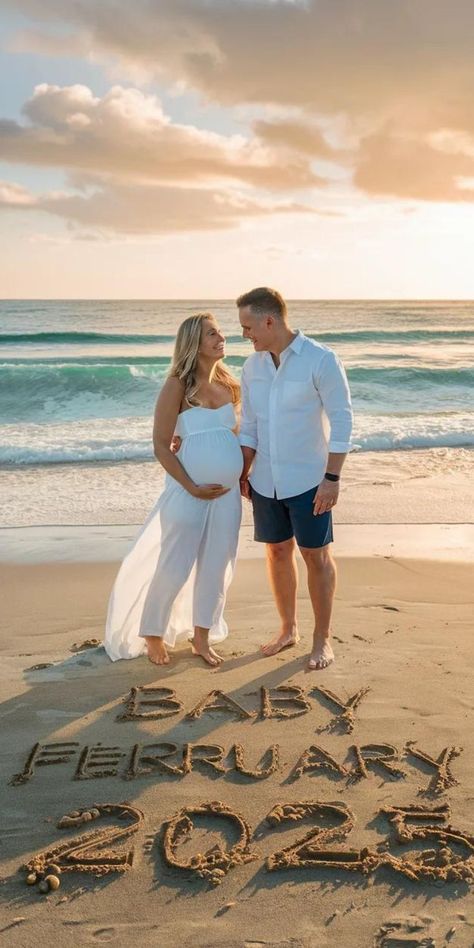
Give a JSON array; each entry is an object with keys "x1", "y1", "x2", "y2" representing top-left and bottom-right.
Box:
[{"x1": 1, "y1": 299, "x2": 473, "y2": 464}]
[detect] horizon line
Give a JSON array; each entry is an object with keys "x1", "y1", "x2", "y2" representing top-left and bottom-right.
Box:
[{"x1": 1, "y1": 297, "x2": 474, "y2": 304}]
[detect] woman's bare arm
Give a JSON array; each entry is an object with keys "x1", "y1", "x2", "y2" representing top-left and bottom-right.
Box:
[{"x1": 152, "y1": 378, "x2": 196, "y2": 492}]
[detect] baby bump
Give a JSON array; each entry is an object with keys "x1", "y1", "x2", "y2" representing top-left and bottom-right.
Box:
[{"x1": 179, "y1": 431, "x2": 243, "y2": 488}]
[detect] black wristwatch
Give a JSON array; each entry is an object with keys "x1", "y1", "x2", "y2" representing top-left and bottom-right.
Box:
[{"x1": 324, "y1": 472, "x2": 340, "y2": 482}]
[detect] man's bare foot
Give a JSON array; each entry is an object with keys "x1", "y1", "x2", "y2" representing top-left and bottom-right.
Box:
[
  {"x1": 307, "y1": 638, "x2": 334, "y2": 670},
  {"x1": 145, "y1": 636, "x2": 170, "y2": 665},
  {"x1": 261, "y1": 627, "x2": 299, "y2": 657},
  {"x1": 192, "y1": 630, "x2": 223, "y2": 667}
]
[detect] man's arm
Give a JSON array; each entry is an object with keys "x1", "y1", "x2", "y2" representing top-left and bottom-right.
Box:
[
  {"x1": 239, "y1": 365, "x2": 257, "y2": 498},
  {"x1": 313, "y1": 350, "x2": 353, "y2": 515},
  {"x1": 313, "y1": 451, "x2": 347, "y2": 514},
  {"x1": 325, "y1": 452, "x2": 347, "y2": 477}
]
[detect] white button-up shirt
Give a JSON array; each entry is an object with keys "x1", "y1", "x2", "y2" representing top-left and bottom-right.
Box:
[{"x1": 239, "y1": 330, "x2": 352, "y2": 499}]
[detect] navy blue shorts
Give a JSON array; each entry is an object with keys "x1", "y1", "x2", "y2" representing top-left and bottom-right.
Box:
[{"x1": 251, "y1": 484, "x2": 333, "y2": 549}]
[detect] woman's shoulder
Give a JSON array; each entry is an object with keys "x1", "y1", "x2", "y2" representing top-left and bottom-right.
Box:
[
  {"x1": 156, "y1": 375, "x2": 185, "y2": 411},
  {"x1": 161, "y1": 375, "x2": 185, "y2": 396}
]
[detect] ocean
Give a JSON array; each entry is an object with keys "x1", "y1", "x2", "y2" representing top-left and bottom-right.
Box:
[{"x1": 1, "y1": 299, "x2": 473, "y2": 467}]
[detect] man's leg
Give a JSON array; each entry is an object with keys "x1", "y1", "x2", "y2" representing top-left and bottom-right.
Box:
[
  {"x1": 299, "y1": 544, "x2": 336, "y2": 669},
  {"x1": 261, "y1": 538, "x2": 299, "y2": 656}
]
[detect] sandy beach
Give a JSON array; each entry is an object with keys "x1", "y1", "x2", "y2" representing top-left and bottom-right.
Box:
[
  {"x1": 1, "y1": 481, "x2": 473, "y2": 947},
  {"x1": 1, "y1": 302, "x2": 473, "y2": 948},
  {"x1": 2, "y1": 0, "x2": 474, "y2": 935},
  {"x1": 2, "y1": 0, "x2": 474, "y2": 931}
]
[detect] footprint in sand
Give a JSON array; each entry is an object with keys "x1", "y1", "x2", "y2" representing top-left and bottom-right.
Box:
[
  {"x1": 81, "y1": 923, "x2": 159, "y2": 942},
  {"x1": 92, "y1": 929, "x2": 115, "y2": 943},
  {"x1": 375, "y1": 914, "x2": 436, "y2": 947},
  {"x1": 376, "y1": 936, "x2": 436, "y2": 948}
]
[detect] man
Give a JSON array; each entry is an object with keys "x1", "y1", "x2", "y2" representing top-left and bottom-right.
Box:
[{"x1": 237, "y1": 287, "x2": 352, "y2": 670}]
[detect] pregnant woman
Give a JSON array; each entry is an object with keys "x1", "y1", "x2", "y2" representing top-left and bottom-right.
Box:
[{"x1": 105, "y1": 313, "x2": 242, "y2": 667}]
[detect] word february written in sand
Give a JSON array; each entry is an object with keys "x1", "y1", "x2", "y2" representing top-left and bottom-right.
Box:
[{"x1": 9, "y1": 684, "x2": 462, "y2": 794}]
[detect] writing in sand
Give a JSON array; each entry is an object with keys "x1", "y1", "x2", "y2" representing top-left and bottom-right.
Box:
[
  {"x1": 9, "y1": 684, "x2": 462, "y2": 794},
  {"x1": 10, "y1": 681, "x2": 472, "y2": 898},
  {"x1": 19, "y1": 800, "x2": 474, "y2": 895}
]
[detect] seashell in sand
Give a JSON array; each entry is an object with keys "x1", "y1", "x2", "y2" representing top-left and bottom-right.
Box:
[{"x1": 44, "y1": 875, "x2": 61, "y2": 891}]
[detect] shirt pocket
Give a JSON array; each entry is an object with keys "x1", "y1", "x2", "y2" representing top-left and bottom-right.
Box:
[
  {"x1": 249, "y1": 378, "x2": 270, "y2": 417},
  {"x1": 281, "y1": 379, "x2": 314, "y2": 410}
]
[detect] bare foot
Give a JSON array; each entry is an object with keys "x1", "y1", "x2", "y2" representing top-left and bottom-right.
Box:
[
  {"x1": 192, "y1": 629, "x2": 223, "y2": 667},
  {"x1": 307, "y1": 638, "x2": 334, "y2": 670},
  {"x1": 261, "y1": 627, "x2": 299, "y2": 657},
  {"x1": 145, "y1": 636, "x2": 169, "y2": 665}
]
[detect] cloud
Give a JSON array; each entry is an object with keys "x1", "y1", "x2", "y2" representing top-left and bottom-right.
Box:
[
  {"x1": 253, "y1": 119, "x2": 341, "y2": 159},
  {"x1": 4, "y1": 0, "x2": 474, "y2": 203},
  {"x1": 0, "y1": 180, "x2": 37, "y2": 206},
  {"x1": 0, "y1": 79, "x2": 329, "y2": 235},
  {"x1": 0, "y1": 83, "x2": 325, "y2": 191},
  {"x1": 4, "y1": 1, "x2": 474, "y2": 123},
  {"x1": 354, "y1": 129, "x2": 474, "y2": 202},
  {"x1": 0, "y1": 177, "x2": 311, "y2": 234},
  {"x1": 4, "y1": 2, "x2": 474, "y2": 208},
  {"x1": 27, "y1": 230, "x2": 104, "y2": 244},
  {"x1": 8, "y1": 27, "x2": 90, "y2": 59}
]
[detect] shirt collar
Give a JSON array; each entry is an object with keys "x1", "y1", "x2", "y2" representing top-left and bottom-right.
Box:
[
  {"x1": 288, "y1": 329, "x2": 304, "y2": 354},
  {"x1": 263, "y1": 329, "x2": 304, "y2": 366},
  {"x1": 279, "y1": 329, "x2": 304, "y2": 362}
]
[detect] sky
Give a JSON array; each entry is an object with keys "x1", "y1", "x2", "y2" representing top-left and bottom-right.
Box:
[{"x1": 1, "y1": 0, "x2": 474, "y2": 299}]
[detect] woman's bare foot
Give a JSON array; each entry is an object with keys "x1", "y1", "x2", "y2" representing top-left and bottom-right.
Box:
[
  {"x1": 145, "y1": 636, "x2": 169, "y2": 665},
  {"x1": 192, "y1": 628, "x2": 223, "y2": 667},
  {"x1": 307, "y1": 636, "x2": 334, "y2": 670},
  {"x1": 261, "y1": 625, "x2": 299, "y2": 657}
]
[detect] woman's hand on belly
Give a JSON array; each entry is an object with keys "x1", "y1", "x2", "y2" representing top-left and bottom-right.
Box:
[{"x1": 189, "y1": 483, "x2": 231, "y2": 500}]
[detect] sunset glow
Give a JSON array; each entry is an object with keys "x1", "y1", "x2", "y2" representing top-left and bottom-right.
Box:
[{"x1": 1, "y1": 1, "x2": 474, "y2": 297}]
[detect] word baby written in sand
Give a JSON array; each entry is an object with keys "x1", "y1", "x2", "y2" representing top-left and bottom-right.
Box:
[
  {"x1": 21, "y1": 800, "x2": 474, "y2": 893},
  {"x1": 9, "y1": 684, "x2": 462, "y2": 794},
  {"x1": 119, "y1": 683, "x2": 370, "y2": 731}
]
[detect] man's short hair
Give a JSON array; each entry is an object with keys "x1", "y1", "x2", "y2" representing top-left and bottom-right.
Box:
[{"x1": 236, "y1": 287, "x2": 287, "y2": 320}]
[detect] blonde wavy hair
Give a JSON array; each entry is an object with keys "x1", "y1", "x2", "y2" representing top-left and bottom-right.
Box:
[{"x1": 169, "y1": 312, "x2": 240, "y2": 408}]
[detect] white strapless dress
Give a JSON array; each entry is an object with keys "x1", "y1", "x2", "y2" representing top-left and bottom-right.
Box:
[{"x1": 104, "y1": 403, "x2": 243, "y2": 661}]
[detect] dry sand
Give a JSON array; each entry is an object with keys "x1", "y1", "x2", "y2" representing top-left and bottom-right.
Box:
[{"x1": 1, "y1": 554, "x2": 473, "y2": 947}]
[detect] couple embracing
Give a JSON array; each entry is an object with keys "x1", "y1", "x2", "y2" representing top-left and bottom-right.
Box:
[{"x1": 105, "y1": 288, "x2": 352, "y2": 672}]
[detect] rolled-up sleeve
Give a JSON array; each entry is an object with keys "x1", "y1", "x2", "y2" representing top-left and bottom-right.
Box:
[
  {"x1": 314, "y1": 350, "x2": 353, "y2": 453},
  {"x1": 239, "y1": 363, "x2": 258, "y2": 449}
]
